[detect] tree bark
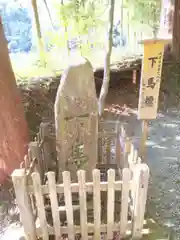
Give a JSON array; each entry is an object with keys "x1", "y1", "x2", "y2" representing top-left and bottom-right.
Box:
[
  {"x1": 61, "y1": 0, "x2": 70, "y2": 55},
  {"x1": 159, "y1": 0, "x2": 174, "y2": 37},
  {"x1": 172, "y1": 0, "x2": 180, "y2": 61},
  {"x1": 0, "y1": 18, "x2": 28, "y2": 183},
  {"x1": 98, "y1": 0, "x2": 115, "y2": 116},
  {"x1": 43, "y1": 0, "x2": 55, "y2": 30},
  {"x1": 31, "y1": 0, "x2": 45, "y2": 61}
]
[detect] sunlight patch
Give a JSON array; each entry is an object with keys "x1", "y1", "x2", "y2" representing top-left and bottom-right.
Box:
[
  {"x1": 175, "y1": 135, "x2": 180, "y2": 141},
  {"x1": 162, "y1": 123, "x2": 178, "y2": 128},
  {"x1": 152, "y1": 145, "x2": 167, "y2": 150},
  {"x1": 146, "y1": 140, "x2": 156, "y2": 146}
]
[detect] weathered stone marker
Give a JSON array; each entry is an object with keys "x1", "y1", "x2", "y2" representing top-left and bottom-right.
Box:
[{"x1": 54, "y1": 57, "x2": 98, "y2": 182}]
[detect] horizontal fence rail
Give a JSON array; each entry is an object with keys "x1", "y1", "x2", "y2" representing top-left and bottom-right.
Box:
[{"x1": 12, "y1": 164, "x2": 149, "y2": 239}]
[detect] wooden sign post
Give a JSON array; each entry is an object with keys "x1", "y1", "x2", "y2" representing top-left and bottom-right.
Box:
[{"x1": 138, "y1": 39, "x2": 170, "y2": 161}]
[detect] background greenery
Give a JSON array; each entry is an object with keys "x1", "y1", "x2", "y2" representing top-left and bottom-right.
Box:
[{"x1": 0, "y1": 0, "x2": 161, "y2": 80}]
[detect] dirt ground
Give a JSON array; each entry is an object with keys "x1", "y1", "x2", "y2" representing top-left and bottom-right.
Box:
[
  {"x1": 1, "y1": 61, "x2": 180, "y2": 239},
  {"x1": 105, "y1": 88, "x2": 179, "y2": 239},
  {"x1": 104, "y1": 63, "x2": 180, "y2": 239}
]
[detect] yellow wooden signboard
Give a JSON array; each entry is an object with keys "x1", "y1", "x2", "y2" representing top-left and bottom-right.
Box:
[{"x1": 138, "y1": 39, "x2": 170, "y2": 120}]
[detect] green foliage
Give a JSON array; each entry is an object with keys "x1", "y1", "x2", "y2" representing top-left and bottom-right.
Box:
[
  {"x1": 59, "y1": 0, "x2": 106, "y2": 34},
  {"x1": 124, "y1": 0, "x2": 161, "y2": 31},
  {"x1": 50, "y1": 0, "x2": 106, "y2": 52}
]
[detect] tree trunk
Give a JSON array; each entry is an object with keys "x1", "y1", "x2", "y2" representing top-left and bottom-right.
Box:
[
  {"x1": 159, "y1": 0, "x2": 174, "y2": 37},
  {"x1": 0, "y1": 18, "x2": 29, "y2": 183},
  {"x1": 153, "y1": 26, "x2": 158, "y2": 39},
  {"x1": 172, "y1": 0, "x2": 180, "y2": 60},
  {"x1": 43, "y1": 0, "x2": 55, "y2": 30},
  {"x1": 158, "y1": 0, "x2": 174, "y2": 60},
  {"x1": 120, "y1": 0, "x2": 123, "y2": 36},
  {"x1": 61, "y1": 0, "x2": 70, "y2": 55},
  {"x1": 98, "y1": 0, "x2": 115, "y2": 116},
  {"x1": 31, "y1": 0, "x2": 45, "y2": 61}
]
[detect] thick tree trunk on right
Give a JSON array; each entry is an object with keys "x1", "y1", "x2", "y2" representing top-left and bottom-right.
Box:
[
  {"x1": 159, "y1": 0, "x2": 174, "y2": 60},
  {"x1": 159, "y1": 0, "x2": 174, "y2": 37},
  {"x1": 172, "y1": 0, "x2": 180, "y2": 61}
]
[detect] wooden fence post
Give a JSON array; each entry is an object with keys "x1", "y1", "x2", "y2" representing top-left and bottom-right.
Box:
[
  {"x1": 40, "y1": 122, "x2": 52, "y2": 172},
  {"x1": 11, "y1": 169, "x2": 36, "y2": 240},
  {"x1": 29, "y1": 141, "x2": 42, "y2": 180},
  {"x1": 47, "y1": 172, "x2": 61, "y2": 239},
  {"x1": 31, "y1": 172, "x2": 49, "y2": 240},
  {"x1": 123, "y1": 138, "x2": 131, "y2": 168},
  {"x1": 93, "y1": 169, "x2": 101, "y2": 239},
  {"x1": 139, "y1": 120, "x2": 149, "y2": 162},
  {"x1": 77, "y1": 170, "x2": 88, "y2": 239},
  {"x1": 115, "y1": 121, "x2": 121, "y2": 168},
  {"x1": 106, "y1": 137, "x2": 111, "y2": 164},
  {"x1": 62, "y1": 171, "x2": 75, "y2": 240},
  {"x1": 132, "y1": 164, "x2": 149, "y2": 238},
  {"x1": 120, "y1": 168, "x2": 131, "y2": 237},
  {"x1": 128, "y1": 143, "x2": 136, "y2": 171},
  {"x1": 107, "y1": 169, "x2": 115, "y2": 239}
]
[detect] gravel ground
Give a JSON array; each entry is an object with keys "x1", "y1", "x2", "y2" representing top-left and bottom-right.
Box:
[
  {"x1": 105, "y1": 82, "x2": 180, "y2": 239},
  {"x1": 116, "y1": 108, "x2": 180, "y2": 239},
  {"x1": 146, "y1": 110, "x2": 180, "y2": 239}
]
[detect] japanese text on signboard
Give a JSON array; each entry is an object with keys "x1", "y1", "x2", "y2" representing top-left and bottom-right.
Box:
[
  {"x1": 141, "y1": 52, "x2": 162, "y2": 109},
  {"x1": 137, "y1": 40, "x2": 167, "y2": 119}
]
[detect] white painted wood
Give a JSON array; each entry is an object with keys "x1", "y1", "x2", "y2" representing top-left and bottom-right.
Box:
[
  {"x1": 77, "y1": 170, "x2": 88, "y2": 239},
  {"x1": 130, "y1": 143, "x2": 134, "y2": 157},
  {"x1": 92, "y1": 169, "x2": 101, "y2": 239},
  {"x1": 12, "y1": 167, "x2": 148, "y2": 240},
  {"x1": 120, "y1": 168, "x2": 131, "y2": 237},
  {"x1": 137, "y1": 157, "x2": 142, "y2": 164},
  {"x1": 36, "y1": 221, "x2": 133, "y2": 237},
  {"x1": 130, "y1": 166, "x2": 136, "y2": 214},
  {"x1": 24, "y1": 153, "x2": 29, "y2": 170},
  {"x1": 11, "y1": 169, "x2": 36, "y2": 240},
  {"x1": 28, "y1": 141, "x2": 40, "y2": 174},
  {"x1": 131, "y1": 164, "x2": 139, "y2": 235},
  {"x1": 39, "y1": 122, "x2": 50, "y2": 174},
  {"x1": 123, "y1": 138, "x2": 131, "y2": 168},
  {"x1": 128, "y1": 150, "x2": 134, "y2": 170},
  {"x1": 27, "y1": 179, "x2": 123, "y2": 194},
  {"x1": 120, "y1": 124, "x2": 126, "y2": 140},
  {"x1": 107, "y1": 169, "x2": 115, "y2": 239},
  {"x1": 115, "y1": 122, "x2": 121, "y2": 169},
  {"x1": 47, "y1": 172, "x2": 61, "y2": 239},
  {"x1": 132, "y1": 164, "x2": 149, "y2": 238},
  {"x1": 31, "y1": 172, "x2": 49, "y2": 240},
  {"x1": 62, "y1": 171, "x2": 75, "y2": 240},
  {"x1": 129, "y1": 143, "x2": 135, "y2": 167},
  {"x1": 133, "y1": 149, "x2": 138, "y2": 164}
]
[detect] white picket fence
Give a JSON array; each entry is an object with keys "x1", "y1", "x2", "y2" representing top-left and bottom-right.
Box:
[{"x1": 12, "y1": 163, "x2": 149, "y2": 239}]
